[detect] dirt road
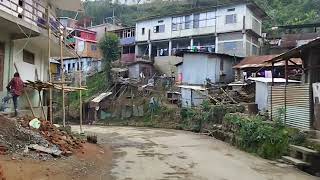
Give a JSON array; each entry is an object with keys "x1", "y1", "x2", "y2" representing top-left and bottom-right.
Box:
[{"x1": 71, "y1": 126, "x2": 317, "y2": 180}]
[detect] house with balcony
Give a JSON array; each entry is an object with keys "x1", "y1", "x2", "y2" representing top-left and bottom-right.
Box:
[
  {"x1": 135, "y1": 0, "x2": 267, "y2": 77},
  {"x1": 63, "y1": 28, "x2": 102, "y2": 76},
  {"x1": 112, "y1": 27, "x2": 136, "y2": 64},
  {"x1": 0, "y1": 0, "x2": 81, "y2": 116}
]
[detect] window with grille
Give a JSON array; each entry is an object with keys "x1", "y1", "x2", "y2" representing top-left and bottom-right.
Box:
[{"x1": 225, "y1": 14, "x2": 237, "y2": 24}]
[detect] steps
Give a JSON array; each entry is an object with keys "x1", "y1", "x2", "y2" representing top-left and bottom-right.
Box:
[
  {"x1": 282, "y1": 156, "x2": 310, "y2": 166},
  {"x1": 282, "y1": 144, "x2": 320, "y2": 176}
]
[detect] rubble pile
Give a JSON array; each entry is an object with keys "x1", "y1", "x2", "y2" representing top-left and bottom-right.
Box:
[
  {"x1": 0, "y1": 114, "x2": 83, "y2": 158},
  {"x1": 19, "y1": 116, "x2": 84, "y2": 156}
]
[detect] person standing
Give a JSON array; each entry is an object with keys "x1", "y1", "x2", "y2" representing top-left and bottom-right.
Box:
[{"x1": 6, "y1": 72, "x2": 24, "y2": 116}]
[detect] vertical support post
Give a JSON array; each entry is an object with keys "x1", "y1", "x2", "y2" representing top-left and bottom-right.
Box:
[
  {"x1": 135, "y1": 44, "x2": 138, "y2": 61},
  {"x1": 47, "y1": 6, "x2": 53, "y2": 123},
  {"x1": 285, "y1": 59, "x2": 289, "y2": 84},
  {"x1": 61, "y1": 28, "x2": 66, "y2": 127},
  {"x1": 190, "y1": 38, "x2": 194, "y2": 49},
  {"x1": 78, "y1": 57, "x2": 83, "y2": 133},
  {"x1": 168, "y1": 40, "x2": 172, "y2": 56},
  {"x1": 284, "y1": 59, "x2": 288, "y2": 124},
  {"x1": 271, "y1": 62, "x2": 274, "y2": 121},
  {"x1": 148, "y1": 42, "x2": 152, "y2": 60},
  {"x1": 215, "y1": 36, "x2": 219, "y2": 53}
]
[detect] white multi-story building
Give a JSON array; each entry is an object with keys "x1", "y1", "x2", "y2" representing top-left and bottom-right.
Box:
[
  {"x1": 135, "y1": 0, "x2": 267, "y2": 75},
  {"x1": 112, "y1": 0, "x2": 183, "y2": 6}
]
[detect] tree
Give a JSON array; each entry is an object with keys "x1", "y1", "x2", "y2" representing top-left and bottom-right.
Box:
[{"x1": 99, "y1": 32, "x2": 120, "y2": 80}]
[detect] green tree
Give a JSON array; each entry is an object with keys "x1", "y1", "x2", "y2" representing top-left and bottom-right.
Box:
[{"x1": 99, "y1": 32, "x2": 120, "y2": 80}]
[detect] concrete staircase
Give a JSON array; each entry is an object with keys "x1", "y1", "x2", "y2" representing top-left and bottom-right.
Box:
[{"x1": 282, "y1": 144, "x2": 320, "y2": 176}]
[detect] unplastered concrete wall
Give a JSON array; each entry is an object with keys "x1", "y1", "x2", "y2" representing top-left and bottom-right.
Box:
[{"x1": 0, "y1": 30, "x2": 13, "y2": 99}]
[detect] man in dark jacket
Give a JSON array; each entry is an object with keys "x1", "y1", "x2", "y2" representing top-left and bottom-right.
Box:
[{"x1": 6, "y1": 72, "x2": 24, "y2": 116}]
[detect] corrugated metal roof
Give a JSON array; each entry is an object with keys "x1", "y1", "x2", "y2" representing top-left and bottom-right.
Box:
[
  {"x1": 248, "y1": 77, "x2": 300, "y2": 83},
  {"x1": 269, "y1": 37, "x2": 320, "y2": 63},
  {"x1": 178, "y1": 85, "x2": 207, "y2": 91},
  {"x1": 233, "y1": 55, "x2": 302, "y2": 69}
]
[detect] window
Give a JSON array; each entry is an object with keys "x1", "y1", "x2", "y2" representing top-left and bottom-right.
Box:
[
  {"x1": 193, "y1": 14, "x2": 200, "y2": 28},
  {"x1": 185, "y1": 15, "x2": 192, "y2": 29},
  {"x1": 226, "y1": 14, "x2": 237, "y2": 24},
  {"x1": 153, "y1": 25, "x2": 165, "y2": 33},
  {"x1": 158, "y1": 20, "x2": 164, "y2": 23},
  {"x1": 252, "y1": 45, "x2": 259, "y2": 55},
  {"x1": 23, "y1": 50, "x2": 35, "y2": 64},
  {"x1": 227, "y1": 8, "x2": 235, "y2": 12},
  {"x1": 91, "y1": 44, "x2": 97, "y2": 51},
  {"x1": 207, "y1": 11, "x2": 215, "y2": 26},
  {"x1": 199, "y1": 13, "x2": 207, "y2": 27},
  {"x1": 223, "y1": 42, "x2": 237, "y2": 51},
  {"x1": 142, "y1": 28, "x2": 145, "y2": 35}
]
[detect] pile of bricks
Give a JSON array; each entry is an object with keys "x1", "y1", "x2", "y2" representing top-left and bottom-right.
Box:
[
  {"x1": 19, "y1": 116, "x2": 84, "y2": 156},
  {"x1": 39, "y1": 121, "x2": 84, "y2": 156}
]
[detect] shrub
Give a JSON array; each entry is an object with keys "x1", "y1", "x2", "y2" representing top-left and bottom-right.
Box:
[{"x1": 224, "y1": 114, "x2": 291, "y2": 159}]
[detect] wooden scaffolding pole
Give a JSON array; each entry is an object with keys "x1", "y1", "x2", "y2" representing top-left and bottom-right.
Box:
[
  {"x1": 61, "y1": 28, "x2": 66, "y2": 127},
  {"x1": 78, "y1": 57, "x2": 83, "y2": 133},
  {"x1": 47, "y1": 7, "x2": 53, "y2": 123}
]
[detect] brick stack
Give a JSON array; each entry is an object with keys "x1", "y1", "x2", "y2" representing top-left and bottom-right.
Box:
[
  {"x1": 19, "y1": 116, "x2": 84, "y2": 156},
  {"x1": 40, "y1": 121, "x2": 84, "y2": 156}
]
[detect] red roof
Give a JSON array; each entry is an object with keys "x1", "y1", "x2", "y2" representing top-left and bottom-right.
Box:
[{"x1": 233, "y1": 55, "x2": 302, "y2": 69}]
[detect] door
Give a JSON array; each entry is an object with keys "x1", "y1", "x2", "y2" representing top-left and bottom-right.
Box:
[{"x1": 0, "y1": 43, "x2": 4, "y2": 91}]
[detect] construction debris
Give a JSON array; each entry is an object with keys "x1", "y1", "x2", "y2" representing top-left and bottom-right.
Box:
[
  {"x1": 28, "y1": 144, "x2": 62, "y2": 156},
  {"x1": 0, "y1": 114, "x2": 84, "y2": 158}
]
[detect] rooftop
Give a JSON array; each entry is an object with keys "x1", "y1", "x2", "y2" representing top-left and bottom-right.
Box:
[
  {"x1": 269, "y1": 37, "x2": 320, "y2": 63},
  {"x1": 137, "y1": 0, "x2": 267, "y2": 22},
  {"x1": 233, "y1": 55, "x2": 302, "y2": 69},
  {"x1": 248, "y1": 77, "x2": 300, "y2": 83},
  {"x1": 175, "y1": 50, "x2": 242, "y2": 59}
]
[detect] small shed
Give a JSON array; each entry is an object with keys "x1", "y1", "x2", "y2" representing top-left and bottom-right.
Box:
[
  {"x1": 128, "y1": 60, "x2": 154, "y2": 79},
  {"x1": 178, "y1": 85, "x2": 208, "y2": 108},
  {"x1": 176, "y1": 51, "x2": 241, "y2": 85},
  {"x1": 248, "y1": 77, "x2": 300, "y2": 111}
]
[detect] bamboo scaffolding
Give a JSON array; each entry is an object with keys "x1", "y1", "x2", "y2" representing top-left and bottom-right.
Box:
[{"x1": 47, "y1": 7, "x2": 53, "y2": 123}]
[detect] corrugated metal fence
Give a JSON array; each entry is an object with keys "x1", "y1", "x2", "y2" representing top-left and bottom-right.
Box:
[{"x1": 268, "y1": 84, "x2": 311, "y2": 130}]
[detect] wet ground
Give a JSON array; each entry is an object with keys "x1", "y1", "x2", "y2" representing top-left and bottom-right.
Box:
[{"x1": 72, "y1": 126, "x2": 318, "y2": 180}]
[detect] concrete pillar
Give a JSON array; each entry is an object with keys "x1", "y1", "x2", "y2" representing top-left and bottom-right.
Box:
[
  {"x1": 135, "y1": 44, "x2": 138, "y2": 55},
  {"x1": 168, "y1": 40, "x2": 172, "y2": 56},
  {"x1": 215, "y1": 36, "x2": 219, "y2": 53},
  {"x1": 190, "y1": 38, "x2": 194, "y2": 49},
  {"x1": 148, "y1": 43, "x2": 152, "y2": 59}
]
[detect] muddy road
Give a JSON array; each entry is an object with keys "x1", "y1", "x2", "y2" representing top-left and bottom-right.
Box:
[{"x1": 71, "y1": 126, "x2": 317, "y2": 180}]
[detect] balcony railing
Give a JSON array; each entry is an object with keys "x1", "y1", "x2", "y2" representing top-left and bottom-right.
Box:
[{"x1": 0, "y1": 0, "x2": 77, "y2": 53}]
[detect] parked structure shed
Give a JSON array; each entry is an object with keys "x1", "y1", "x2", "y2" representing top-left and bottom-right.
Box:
[
  {"x1": 177, "y1": 51, "x2": 241, "y2": 85},
  {"x1": 233, "y1": 55, "x2": 302, "y2": 82},
  {"x1": 128, "y1": 60, "x2": 154, "y2": 79},
  {"x1": 248, "y1": 77, "x2": 299, "y2": 111},
  {"x1": 178, "y1": 85, "x2": 207, "y2": 108},
  {"x1": 267, "y1": 37, "x2": 320, "y2": 130}
]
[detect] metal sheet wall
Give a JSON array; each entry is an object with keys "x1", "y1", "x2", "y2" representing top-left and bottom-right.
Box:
[{"x1": 268, "y1": 84, "x2": 311, "y2": 130}]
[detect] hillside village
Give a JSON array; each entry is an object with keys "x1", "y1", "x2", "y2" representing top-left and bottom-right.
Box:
[{"x1": 0, "y1": 0, "x2": 319, "y2": 179}]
